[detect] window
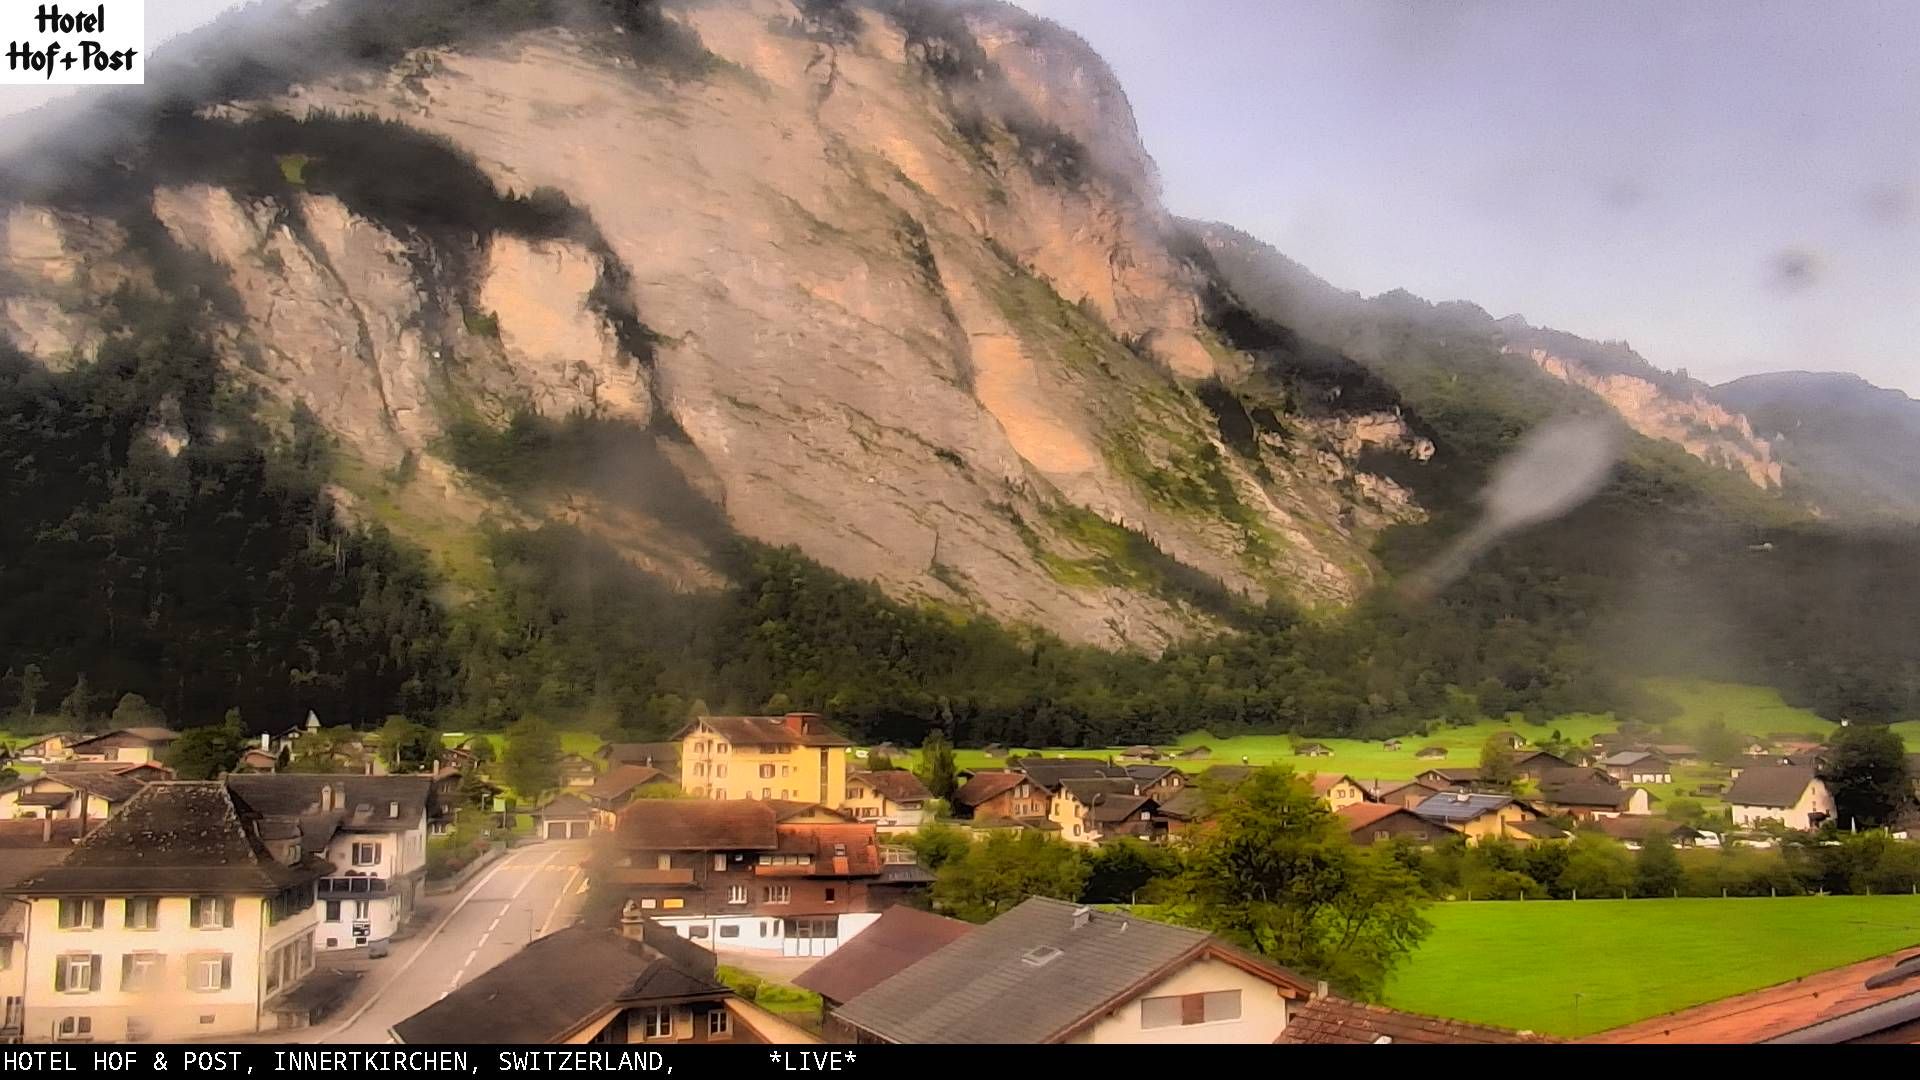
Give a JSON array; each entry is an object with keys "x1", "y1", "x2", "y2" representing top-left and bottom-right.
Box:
[
  {"x1": 55, "y1": 953, "x2": 98, "y2": 993},
  {"x1": 56, "y1": 898, "x2": 103, "y2": 930},
  {"x1": 54, "y1": 1016, "x2": 90, "y2": 1041},
  {"x1": 728, "y1": 885, "x2": 747, "y2": 905},
  {"x1": 688, "y1": 926, "x2": 710, "y2": 939},
  {"x1": 324, "y1": 901, "x2": 341, "y2": 921},
  {"x1": 353, "y1": 900, "x2": 370, "y2": 920},
  {"x1": 638, "y1": 1005, "x2": 672, "y2": 1039},
  {"x1": 764, "y1": 885, "x2": 791, "y2": 904},
  {"x1": 121, "y1": 952, "x2": 162, "y2": 993},
  {"x1": 745, "y1": 789, "x2": 757, "y2": 800},
  {"x1": 719, "y1": 925, "x2": 741, "y2": 938},
  {"x1": 640, "y1": 898, "x2": 657, "y2": 910},
  {"x1": 188, "y1": 954, "x2": 232, "y2": 993},
  {"x1": 781, "y1": 765, "x2": 791, "y2": 777},
  {"x1": 0, "y1": 940, "x2": 11, "y2": 970},
  {"x1": 759, "y1": 764, "x2": 776, "y2": 779},
  {"x1": 657, "y1": 854, "x2": 673, "y2": 870},
  {"x1": 707, "y1": 1009, "x2": 731, "y2": 1037},
  {"x1": 352, "y1": 842, "x2": 380, "y2": 867},
  {"x1": 125, "y1": 1017, "x2": 150, "y2": 1042},
  {"x1": 712, "y1": 854, "x2": 726, "y2": 871},
  {"x1": 792, "y1": 916, "x2": 839, "y2": 940},
  {"x1": 124, "y1": 897, "x2": 159, "y2": 931},
  {"x1": 848, "y1": 786, "x2": 865, "y2": 800},
  {"x1": 662, "y1": 898, "x2": 685, "y2": 910},
  {"x1": 715, "y1": 764, "x2": 727, "y2": 779},
  {"x1": 824, "y1": 888, "x2": 836, "y2": 903},
  {"x1": 761, "y1": 788, "x2": 771, "y2": 799},
  {"x1": 1140, "y1": 990, "x2": 1241, "y2": 1029},
  {"x1": 190, "y1": 897, "x2": 232, "y2": 930}
]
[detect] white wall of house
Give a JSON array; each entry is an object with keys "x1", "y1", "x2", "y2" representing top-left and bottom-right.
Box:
[
  {"x1": 1068, "y1": 955, "x2": 1294, "y2": 1044},
  {"x1": 19, "y1": 893, "x2": 317, "y2": 1042},
  {"x1": 653, "y1": 911, "x2": 882, "y2": 958},
  {"x1": 1733, "y1": 779, "x2": 1836, "y2": 831},
  {"x1": 313, "y1": 821, "x2": 426, "y2": 951}
]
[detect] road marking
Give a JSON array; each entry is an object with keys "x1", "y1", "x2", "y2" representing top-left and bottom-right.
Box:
[
  {"x1": 319, "y1": 844, "x2": 553, "y2": 1039},
  {"x1": 443, "y1": 847, "x2": 564, "y2": 992},
  {"x1": 539, "y1": 864, "x2": 586, "y2": 938}
]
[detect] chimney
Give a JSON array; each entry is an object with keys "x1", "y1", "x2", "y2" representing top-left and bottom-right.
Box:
[
  {"x1": 1071, "y1": 905, "x2": 1092, "y2": 929},
  {"x1": 783, "y1": 712, "x2": 821, "y2": 736},
  {"x1": 41, "y1": 816, "x2": 51, "y2": 843},
  {"x1": 388, "y1": 801, "x2": 399, "y2": 819},
  {"x1": 261, "y1": 733, "x2": 270, "y2": 751},
  {"x1": 1315, "y1": 980, "x2": 1330, "y2": 1000}
]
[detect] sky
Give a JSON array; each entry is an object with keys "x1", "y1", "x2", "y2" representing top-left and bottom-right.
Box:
[{"x1": 2, "y1": 0, "x2": 1915, "y2": 393}]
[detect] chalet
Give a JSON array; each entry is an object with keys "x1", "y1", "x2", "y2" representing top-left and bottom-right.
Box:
[
  {"x1": 1294, "y1": 743, "x2": 1333, "y2": 758},
  {"x1": 536, "y1": 794, "x2": 596, "y2": 840},
  {"x1": 0, "y1": 762, "x2": 168, "y2": 822},
  {"x1": 390, "y1": 923, "x2": 814, "y2": 1044},
  {"x1": 792, "y1": 906, "x2": 974, "y2": 1042},
  {"x1": 1653, "y1": 744, "x2": 1701, "y2": 764},
  {"x1": 1414, "y1": 746, "x2": 1449, "y2": 760},
  {"x1": 235, "y1": 748, "x2": 279, "y2": 773},
  {"x1": 951, "y1": 772, "x2": 1048, "y2": 823},
  {"x1": 1051, "y1": 778, "x2": 1158, "y2": 844},
  {"x1": 842, "y1": 770, "x2": 935, "y2": 832},
  {"x1": 1334, "y1": 803, "x2": 1460, "y2": 847},
  {"x1": 1155, "y1": 788, "x2": 1212, "y2": 834},
  {"x1": 1199, "y1": 764, "x2": 1257, "y2": 788},
  {"x1": 1509, "y1": 750, "x2": 1578, "y2": 778},
  {"x1": 597, "y1": 742, "x2": 680, "y2": 780},
  {"x1": 1307, "y1": 774, "x2": 1369, "y2": 811},
  {"x1": 1599, "y1": 751, "x2": 1673, "y2": 785},
  {"x1": 1124, "y1": 764, "x2": 1187, "y2": 801},
  {"x1": 1415, "y1": 767, "x2": 1482, "y2": 789},
  {"x1": 1491, "y1": 730, "x2": 1526, "y2": 751},
  {"x1": 1120, "y1": 746, "x2": 1163, "y2": 761},
  {"x1": 1727, "y1": 765, "x2": 1834, "y2": 831},
  {"x1": 677, "y1": 714, "x2": 852, "y2": 805},
  {"x1": 1533, "y1": 775, "x2": 1650, "y2": 820},
  {"x1": 12, "y1": 734, "x2": 79, "y2": 764},
  {"x1": 583, "y1": 765, "x2": 671, "y2": 827},
  {"x1": 1381, "y1": 738, "x2": 1403, "y2": 751},
  {"x1": 556, "y1": 753, "x2": 600, "y2": 788},
  {"x1": 5, "y1": 782, "x2": 330, "y2": 1041},
  {"x1": 829, "y1": 897, "x2": 1316, "y2": 1044},
  {"x1": 225, "y1": 774, "x2": 435, "y2": 952},
  {"x1": 65, "y1": 728, "x2": 179, "y2": 766},
  {"x1": 609, "y1": 800, "x2": 924, "y2": 957},
  {"x1": 1362, "y1": 779, "x2": 1447, "y2": 810},
  {"x1": 1016, "y1": 758, "x2": 1133, "y2": 792},
  {"x1": 1410, "y1": 792, "x2": 1545, "y2": 844}
]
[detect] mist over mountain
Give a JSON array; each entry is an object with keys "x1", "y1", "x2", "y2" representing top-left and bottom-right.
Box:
[{"x1": 1716, "y1": 371, "x2": 1920, "y2": 523}]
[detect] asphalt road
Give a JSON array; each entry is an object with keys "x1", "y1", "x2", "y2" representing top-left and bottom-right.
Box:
[{"x1": 312, "y1": 840, "x2": 592, "y2": 1043}]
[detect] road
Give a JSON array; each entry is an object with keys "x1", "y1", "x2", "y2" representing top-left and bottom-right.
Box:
[{"x1": 313, "y1": 840, "x2": 592, "y2": 1043}]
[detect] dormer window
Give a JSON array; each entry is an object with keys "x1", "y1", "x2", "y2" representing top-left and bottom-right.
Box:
[{"x1": 388, "y1": 802, "x2": 399, "y2": 819}]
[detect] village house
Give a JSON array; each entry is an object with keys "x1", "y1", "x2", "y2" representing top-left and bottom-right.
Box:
[
  {"x1": 1653, "y1": 743, "x2": 1701, "y2": 764},
  {"x1": 556, "y1": 754, "x2": 601, "y2": 788},
  {"x1": 12, "y1": 735, "x2": 80, "y2": 764},
  {"x1": 841, "y1": 771, "x2": 935, "y2": 832},
  {"x1": 1589, "y1": 816, "x2": 1706, "y2": 849},
  {"x1": 1361, "y1": 779, "x2": 1447, "y2": 810},
  {"x1": 598, "y1": 742, "x2": 682, "y2": 779},
  {"x1": 1415, "y1": 767, "x2": 1483, "y2": 789},
  {"x1": 1410, "y1": 791, "x2": 1546, "y2": 844},
  {"x1": 0, "y1": 762, "x2": 170, "y2": 823},
  {"x1": 1124, "y1": 764, "x2": 1188, "y2": 802},
  {"x1": 1727, "y1": 764, "x2": 1835, "y2": 831},
  {"x1": 830, "y1": 897, "x2": 1318, "y2": 1044},
  {"x1": 1413, "y1": 746, "x2": 1449, "y2": 760},
  {"x1": 65, "y1": 729, "x2": 178, "y2": 766},
  {"x1": 1491, "y1": 730, "x2": 1526, "y2": 751},
  {"x1": 1599, "y1": 751, "x2": 1673, "y2": 785},
  {"x1": 0, "y1": 819, "x2": 88, "y2": 1041},
  {"x1": 1381, "y1": 738, "x2": 1402, "y2": 751},
  {"x1": 1533, "y1": 773, "x2": 1651, "y2": 820},
  {"x1": 1307, "y1": 774, "x2": 1369, "y2": 811},
  {"x1": 677, "y1": 714, "x2": 851, "y2": 806},
  {"x1": 583, "y1": 765, "x2": 672, "y2": 829},
  {"x1": 950, "y1": 771, "x2": 1048, "y2": 824},
  {"x1": 1334, "y1": 803, "x2": 1461, "y2": 847},
  {"x1": 1276, "y1": 995, "x2": 1550, "y2": 1044},
  {"x1": 1293, "y1": 743, "x2": 1333, "y2": 758},
  {"x1": 225, "y1": 774, "x2": 433, "y2": 952},
  {"x1": 1154, "y1": 788, "x2": 1212, "y2": 835},
  {"x1": 793, "y1": 906, "x2": 975, "y2": 1043},
  {"x1": 609, "y1": 800, "x2": 921, "y2": 958},
  {"x1": 1049, "y1": 777, "x2": 1160, "y2": 844},
  {"x1": 535, "y1": 794, "x2": 596, "y2": 841},
  {"x1": 4, "y1": 782, "x2": 329, "y2": 1042},
  {"x1": 390, "y1": 923, "x2": 814, "y2": 1044}
]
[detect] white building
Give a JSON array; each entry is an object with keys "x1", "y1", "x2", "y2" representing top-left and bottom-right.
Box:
[
  {"x1": 225, "y1": 775, "x2": 432, "y2": 951},
  {"x1": 1727, "y1": 764, "x2": 1836, "y2": 831}
]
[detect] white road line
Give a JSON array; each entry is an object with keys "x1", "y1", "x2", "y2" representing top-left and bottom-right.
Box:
[
  {"x1": 320, "y1": 843, "x2": 550, "y2": 1038},
  {"x1": 539, "y1": 864, "x2": 586, "y2": 938}
]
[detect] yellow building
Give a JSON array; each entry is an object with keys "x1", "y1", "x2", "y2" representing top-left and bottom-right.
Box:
[
  {"x1": 7, "y1": 782, "x2": 330, "y2": 1042},
  {"x1": 1307, "y1": 774, "x2": 1369, "y2": 811},
  {"x1": 678, "y1": 714, "x2": 851, "y2": 807}
]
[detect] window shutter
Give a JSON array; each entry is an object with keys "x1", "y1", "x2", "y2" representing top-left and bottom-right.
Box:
[
  {"x1": 1180, "y1": 993, "x2": 1205, "y2": 1026},
  {"x1": 90, "y1": 898, "x2": 104, "y2": 927},
  {"x1": 53, "y1": 957, "x2": 65, "y2": 992},
  {"x1": 221, "y1": 898, "x2": 235, "y2": 928},
  {"x1": 122, "y1": 954, "x2": 133, "y2": 989},
  {"x1": 221, "y1": 955, "x2": 233, "y2": 990},
  {"x1": 89, "y1": 955, "x2": 101, "y2": 992}
]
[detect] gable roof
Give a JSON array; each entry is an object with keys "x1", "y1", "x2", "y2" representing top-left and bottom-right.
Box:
[
  {"x1": 1156, "y1": 787, "x2": 1211, "y2": 821},
  {"x1": 224, "y1": 774, "x2": 433, "y2": 831},
  {"x1": 583, "y1": 765, "x2": 668, "y2": 802},
  {"x1": 1277, "y1": 995, "x2": 1551, "y2": 1044},
  {"x1": 1308, "y1": 773, "x2": 1362, "y2": 797},
  {"x1": 1124, "y1": 764, "x2": 1180, "y2": 785},
  {"x1": 1727, "y1": 764, "x2": 1820, "y2": 809},
  {"x1": 792, "y1": 907, "x2": 974, "y2": 1005},
  {"x1": 1507, "y1": 818, "x2": 1571, "y2": 840},
  {"x1": 7, "y1": 781, "x2": 331, "y2": 895},
  {"x1": 1059, "y1": 777, "x2": 1140, "y2": 803},
  {"x1": 1086, "y1": 793, "x2": 1155, "y2": 824},
  {"x1": 391, "y1": 923, "x2": 729, "y2": 1043},
  {"x1": 1017, "y1": 759, "x2": 1131, "y2": 791},
  {"x1": 599, "y1": 742, "x2": 681, "y2": 768},
  {"x1": 1418, "y1": 767, "x2": 1481, "y2": 784},
  {"x1": 1335, "y1": 802, "x2": 1457, "y2": 836},
  {"x1": 677, "y1": 715, "x2": 852, "y2": 749},
  {"x1": 1412, "y1": 791, "x2": 1523, "y2": 824},
  {"x1": 1600, "y1": 750, "x2": 1661, "y2": 767},
  {"x1": 1536, "y1": 778, "x2": 1634, "y2": 810},
  {"x1": 851, "y1": 770, "x2": 934, "y2": 804},
  {"x1": 831, "y1": 897, "x2": 1311, "y2": 1044},
  {"x1": 537, "y1": 794, "x2": 594, "y2": 820},
  {"x1": 615, "y1": 799, "x2": 779, "y2": 851},
  {"x1": 952, "y1": 771, "x2": 1025, "y2": 808},
  {"x1": 68, "y1": 727, "x2": 179, "y2": 752}
]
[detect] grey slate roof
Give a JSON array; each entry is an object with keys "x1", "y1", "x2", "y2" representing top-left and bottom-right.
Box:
[
  {"x1": 1017, "y1": 759, "x2": 1130, "y2": 791},
  {"x1": 391, "y1": 923, "x2": 730, "y2": 1043},
  {"x1": 830, "y1": 897, "x2": 1309, "y2": 1043},
  {"x1": 1727, "y1": 764, "x2": 1819, "y2": 809},
  {"x1": 224, "y1": 774, "x2": 433, "y2": 832},
  {"x1": 8, "y1": 782, "x2": 331, "y2": 895}
]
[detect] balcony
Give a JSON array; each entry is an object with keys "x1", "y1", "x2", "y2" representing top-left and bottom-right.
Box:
[
  {"x1": 609, "y1": 867, "x2": 696, "y2": 886},
  {"x1": 319, "y1": 876, "x2": 390, "y2": 898}
]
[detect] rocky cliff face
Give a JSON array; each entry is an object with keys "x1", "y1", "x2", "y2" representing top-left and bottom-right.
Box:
[{"x1": 0, "y1": 0, "x2": 1433, "y2": 650}]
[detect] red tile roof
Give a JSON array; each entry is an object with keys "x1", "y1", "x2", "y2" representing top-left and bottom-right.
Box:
[
  {"x1": 852, "y1": 770, "x2": 934, "y2": 804},
  {"x1": 952, "y1": 771, "x2": 1024, "y2": 807},
  {"x1": 793, "y1": 907, "x2": 973, "y2": 1004},
  {"x1": 1590, "y1": 948, "x2": 1920, "y2": 1043},
  {"x1": 1278, "y1": 995, "x2": 1552, "y2": 1044},
  {"x1": 615, "y1": 800, "x2": 779, "y2": 850}
]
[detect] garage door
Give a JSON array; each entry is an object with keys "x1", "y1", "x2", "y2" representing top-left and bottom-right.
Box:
[
  {"x1": 567, "y1": 821, "x2": 590, "y2": 839},
  {"x1": 544, "y1": 821, "x2": 566, "y2": 840}
]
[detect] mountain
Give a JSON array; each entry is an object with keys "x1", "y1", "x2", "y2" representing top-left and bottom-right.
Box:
[
  {"x1": 1715, "y1": 372, "x2": 1920, "y2": 523},
  {"x1": 0, "y1": 0, "x2": 1438, "y2": 655}
]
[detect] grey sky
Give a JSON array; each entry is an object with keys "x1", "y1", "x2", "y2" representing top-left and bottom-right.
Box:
[
  {"x1": 1016, "y1": 0, "x2": 1920, "y2": 394},
  {"x1": 4, "y1": 1, "x2": 1915, "y2": 393}
]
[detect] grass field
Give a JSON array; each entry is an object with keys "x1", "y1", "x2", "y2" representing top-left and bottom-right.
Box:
[
  {"x1": 1384, "y1": 896, "x2": 1920, "y2": 1037},
  {"x1": 1640, "y1": 677, "x2": 1835, "y2": 740}
]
